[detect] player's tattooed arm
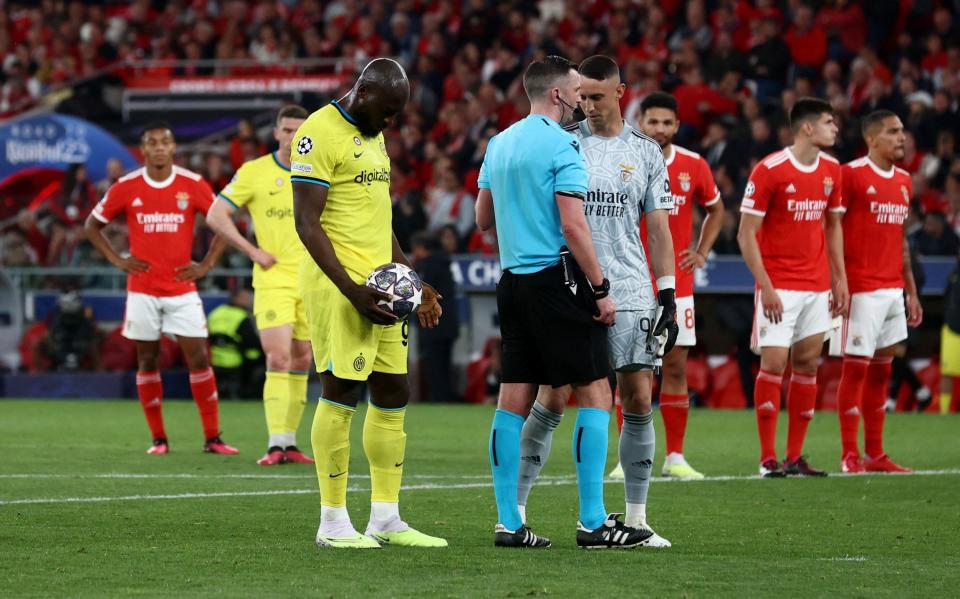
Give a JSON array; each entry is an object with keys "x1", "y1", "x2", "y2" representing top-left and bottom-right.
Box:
[
  {"x1": 681, "y1": 200, "x2": 725, "y2": 272},
  {"x1": 292, "y1": 180, "x2": 396, "y2": 325},
  {"x1": 176, "y1": 234, "x2": 228, "y2": 282}
]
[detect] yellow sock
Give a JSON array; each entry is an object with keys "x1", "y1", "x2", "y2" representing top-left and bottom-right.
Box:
[
  {"x1": 363, "y1": 404, "x2": 406, "y2": 503},
  {"x1": 263, "y1": 371, "x2": 290, "y2": 441},
  {"x1": 285, "y1": 371, "x2": 310, "y2": 438},
  {"x1": 940, "y1": 392, "x2": 951, "y2": 415},
  {"x1": 313, "y1": 399, "x2": 355, "y2": 507}
]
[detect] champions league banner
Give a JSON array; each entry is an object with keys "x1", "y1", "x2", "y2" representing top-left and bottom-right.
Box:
[{"x1": 0, "y1": 113, "x2": 138, "y2": 183}]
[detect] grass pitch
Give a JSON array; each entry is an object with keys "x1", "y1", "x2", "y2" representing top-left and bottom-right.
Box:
[{"x1": 1, "y1": 399, "x2": 958, "y2": 598}]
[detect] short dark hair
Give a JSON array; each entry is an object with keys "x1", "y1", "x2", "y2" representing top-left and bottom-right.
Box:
[
  {"x1": 140, "y1": 121, "x2": 173, "y2": 140},
  {"x1": 640, "y1": 91, "x2": 678, "y2": 116},
  {"x1": 861, "y1": 109, "x2": 899, "y2": 137},
  {"x1": 523, "y1": 55, "x2": 577, "y2": 101},
  {"x1": 277, "y1": 104, "x2": 309, "y2": 123},
  {"x1": 789, "y1": 97, "x2": 833, "y2": 131},
  {"x1": 579, "y1": 55, "x2": 619, "y2": 82}
]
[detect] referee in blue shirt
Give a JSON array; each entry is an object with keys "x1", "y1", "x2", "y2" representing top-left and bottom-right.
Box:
[{"x1": 477, "y1": 56, "x2": 642, "y2": 549}]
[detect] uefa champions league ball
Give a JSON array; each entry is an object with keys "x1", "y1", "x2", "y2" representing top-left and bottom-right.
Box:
[{"x1": 365, "y1": 262, "x2": 423, "y2": 319}]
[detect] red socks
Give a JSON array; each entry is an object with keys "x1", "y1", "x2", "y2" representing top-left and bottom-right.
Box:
[
  {"x1": 189, "y1": 367, "x2": 220, "y2": 440},
  {"x1": 786, "y1": 372, "x2": 817, "y2": 462},
  {"x1": 836, "y1": 357, "x2": 870, "y2": 457},
  {"x1": 754, "y1": 369, "x2": 783, "y2": 463},
  {"x1": 864, "y1": 357, "x2": 893, "y2": 458},
  {"x1": 660, "y1": 393, "x2": 689, "y2": 455},
  {"x1": 136, "y1": 371, "x2": 166, "y2": 440}
]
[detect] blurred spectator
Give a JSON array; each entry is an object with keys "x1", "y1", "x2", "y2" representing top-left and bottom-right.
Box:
[
  {"x1": 411, "y1": 232, "x2": 459, "y2": 403},
  {"x1": 208, "y1": 289, "x2": 263, "y2": 399},
  {"x1": 96, "y1": 158, "x2": 126, "y2": 196},
  {"x1": 229, "y1": 119, "x2": 265, "y2": 170},
  {"x1": 393, "y1": 191, "x2": 428, "y2": 254},
  {"x1": 202, "y1": 151, "x2": 230, "y2": 192},
  {"x1": 2, "y1": 229, "x2": 38, "y2": 266},
  {"x1": 784, "y1": 5, "x2": 827, "y2": 79},
  {"x1": 437, "y1": 224, "x2": 462, "y2": 255},
  {"x1": 424, "y1": 158, "x2": 475, "y2": 240},
  {"x1": 747, "y1": 17, "x2": 790, "y2": 100},
  {"x1": 911, "y1": 211, "x2": 960, "y2": 257},
  {"x1": 38, "y1": 291, "x2": 102, "y2": 371}
]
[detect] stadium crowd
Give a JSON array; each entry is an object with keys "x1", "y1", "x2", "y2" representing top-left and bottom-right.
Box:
[
  {"x1": 3, "y1": 0, "x2": 960, "y2": 269},
  {"x1": 1, "y1": 1, "x2": 959, "y2": 408}
]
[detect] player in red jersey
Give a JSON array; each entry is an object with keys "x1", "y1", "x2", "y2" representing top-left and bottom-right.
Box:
[
  {"x1": 84, "y1": 122, "x2": 238, "y2": 456},
  {"x1": 631, "y1": 91, "x2": 724, "y2": 480},
  {"x1": 833, "y1": 110, "x2": 922, "y2": 474},
  {"x1": 737, "y1": 98, "x2": 848, "y2": 477}
]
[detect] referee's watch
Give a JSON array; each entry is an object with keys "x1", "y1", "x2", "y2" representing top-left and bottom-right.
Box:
[{"x1": 591, "y1": 278, "x2": 610, "y2": 300}]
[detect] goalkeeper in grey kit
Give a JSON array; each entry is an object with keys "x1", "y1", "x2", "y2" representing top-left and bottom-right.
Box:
[{"x1": 517, "y1": 55, "x2": 679, "y2": 546}]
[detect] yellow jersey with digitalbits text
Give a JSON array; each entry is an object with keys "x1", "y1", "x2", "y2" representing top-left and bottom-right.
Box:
[
  {"x1": 290, "y1": 101, "x2": 392, "y2": 284},
  {"x1": 216, "y1": 152, "x2": 306, "y2": 289}
]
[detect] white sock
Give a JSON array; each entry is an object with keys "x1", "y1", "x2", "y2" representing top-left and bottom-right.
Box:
[
  {"x1": 268, "y1": 434, "x2": 285, "y2": 449},
  {"x1": 319, "y1": 505, "x2": 356, "y2": 536},
  {"x1": 368, "y1": 501, "x2": 408, "y2": 533},
  {"x1": 664, "y1": 452, "x2": 686, "y2": 466},
  {"x1": 517, "y1": 504, "x2": 526, "y2": 525},
  {"x1": 283, "y1": 431, "x2": 297, "y2": 448},
  {"x1": 625, "y1": 503, "x2": 647, "y2": 529}
]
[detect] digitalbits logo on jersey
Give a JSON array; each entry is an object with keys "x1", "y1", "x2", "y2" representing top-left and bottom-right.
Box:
[{"x1": 365, "y1": 262, "x2": 423, "y2": 319}]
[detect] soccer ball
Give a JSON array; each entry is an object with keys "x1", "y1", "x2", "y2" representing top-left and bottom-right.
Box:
[{"x1": 364, "y1": 262, "x2": 423, "y2": 319}]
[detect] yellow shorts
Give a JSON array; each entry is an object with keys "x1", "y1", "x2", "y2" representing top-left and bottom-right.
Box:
[
  {"x1": 942, "y1": 325, "x2": 960, "y2": 376},
  {"x1": 254, "y1": 287, "x2": 310, "y2": 341},
  {"x1": 300, "y1": 274, "x2": 409, "y2": 381}
]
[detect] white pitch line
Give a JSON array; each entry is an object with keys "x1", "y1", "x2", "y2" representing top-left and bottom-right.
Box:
[{"x1": 2, "y1": 469, "x2": 960, "y2": 507}]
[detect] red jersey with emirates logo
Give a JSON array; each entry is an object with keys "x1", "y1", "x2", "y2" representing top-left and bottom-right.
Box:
[
  {"x1": 840, "y1": 157, "x2": 911, "y2": 293},
  {"x1": 740, "y1": 148, "x2": 843, "y2": 292},
  {"x1": 92, "y1": 166, "x2": 215, "y2": 297},
  {"x1": 660, "y1": 145, "x2": 720, "y2": 297}
]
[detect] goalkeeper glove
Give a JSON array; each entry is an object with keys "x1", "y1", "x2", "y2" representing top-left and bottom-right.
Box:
[{"x1": 650, "y1": 288, "x2": 679, "y2": 357}]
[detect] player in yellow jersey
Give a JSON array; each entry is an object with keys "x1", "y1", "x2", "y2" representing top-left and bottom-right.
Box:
[
  {"x1": 206, "y1": 105, "x2": 316, "y2": 466},
  {"x1": 291, "y1": 58, "x2": 447, "y2": 549}
]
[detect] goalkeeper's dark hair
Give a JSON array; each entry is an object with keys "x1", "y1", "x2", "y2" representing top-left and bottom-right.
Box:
[
  {"x1": 523, "y1": 55, "x2": 578, "y2": 101},
  {"x1": 640, "y1": 91, "x2": 678, "y2": 116},
  {"x1": 277, "y1": 105, "x2": 309, "y2": 123},
  {"x1": 579, "y1": 55, "x2": 620, "y2": 82},
  {"x1": 140, "y1": 120, "x2": 174, "y2": 141},
  {"x1": 789, "y1": 97, "x2": 833, "y2": 131},
  {"x1": 861, "y1": 109, "x2": 899, "y2": 138}
]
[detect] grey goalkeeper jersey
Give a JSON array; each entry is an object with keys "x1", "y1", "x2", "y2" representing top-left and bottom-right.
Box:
[{"x1": 565, "y1": 120, "x2": 673, "y2": 310}]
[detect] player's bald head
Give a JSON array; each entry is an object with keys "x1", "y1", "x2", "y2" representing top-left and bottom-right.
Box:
[{"x1": 352, "y1": 58, "x2": 410, "y2": 137}]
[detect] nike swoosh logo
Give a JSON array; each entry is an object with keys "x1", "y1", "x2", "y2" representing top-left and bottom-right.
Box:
[
  {"x1": 354, "y1": 151, "x2": 364, "y2": 158},
  {"x1": 329, "y1": 471, "x2": 346, "y2": 478},
  {"x1": 394, "y1": 461, "x2": 404, "y2": 468},
  {"x1": 570, "y1": 141, "x2": 579, "y2": 151},
  {"x1": 269, "y1": 189, "x2": 281, "y2": 195}
]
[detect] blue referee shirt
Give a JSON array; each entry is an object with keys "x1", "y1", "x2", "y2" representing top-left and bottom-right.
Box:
[{"x1": 477, "y1": 114, "x2": 588, "y2": 274}]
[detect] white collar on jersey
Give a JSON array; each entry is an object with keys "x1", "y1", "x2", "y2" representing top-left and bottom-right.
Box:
[
  {"x1": 142, "y1": 168, "x2": 177, "y2": 189},
  {"x1": 785, "y1": 147, "x2": 820, "y2": 173},
  {"x1": 865, "y1": 156, "x2": 895, "y2": 179},
  {"x1": 664, "y1": 145, "x2": 676, "y2": 166}
]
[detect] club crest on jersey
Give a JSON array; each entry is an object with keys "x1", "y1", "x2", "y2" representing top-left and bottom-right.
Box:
[
  {"x1": 353, "y1": 136, "x2": 362, "y2": 146},
  {"x1": 901, "y1": 185, "x2": 910, "y2": 203},
  {"x1": 619, "y1": 163, "x2": 635, "y2": 182},
  {"x1": 679, "y1": 172, "x2": 691, "y2": 192},
  {"x1": 175, "y1": 191, "x2": 190, "y2": 211},
  {"x1": 276, "y1": 178, "x2": 284, "y2": 187},
  {"x1": 823, "y1": 177, "x2": 834, "y2": 197}
]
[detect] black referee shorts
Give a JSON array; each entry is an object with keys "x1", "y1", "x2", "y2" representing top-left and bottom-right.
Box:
[{"x1": 497, "y1": 261, "x2": 609, "y2": 388}]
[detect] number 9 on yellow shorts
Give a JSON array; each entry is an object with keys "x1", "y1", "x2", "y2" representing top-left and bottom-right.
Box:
[
  {"x1": 301, "y1": 277, "x2": 409, "y2": 381},
  {"x1": 253, "y1": 287, "x2": 311, "y2": 341}
]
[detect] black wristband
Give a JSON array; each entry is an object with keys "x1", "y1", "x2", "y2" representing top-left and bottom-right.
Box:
[{"x1": 592, "y1": 278, "x2": 610, "y2": 299}]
